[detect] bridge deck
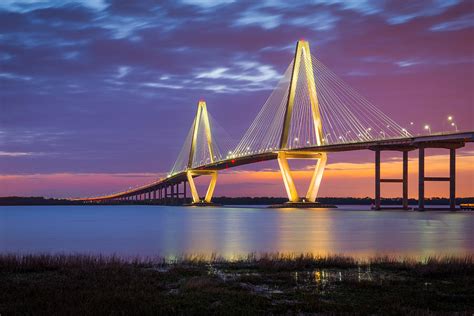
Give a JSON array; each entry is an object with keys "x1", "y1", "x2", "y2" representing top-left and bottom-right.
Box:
[{"x1": 79, "y1": 131, "x2": 473, "y2": 201}]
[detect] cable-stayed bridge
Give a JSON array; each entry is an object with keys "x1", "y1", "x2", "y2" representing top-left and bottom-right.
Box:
[{"x1": 76, "y1": 40, "x2": 473, "y2": 210}]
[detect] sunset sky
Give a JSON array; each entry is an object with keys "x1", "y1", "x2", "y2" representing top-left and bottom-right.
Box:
[{"x1": 1, "y1": 0, "x2": 473, "y2": 198}]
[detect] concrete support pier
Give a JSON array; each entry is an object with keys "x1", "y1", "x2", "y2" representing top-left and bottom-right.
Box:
[
  {"x1": 418, "y1": 147, "x2": 425, "y2": 210},
  {"x1": 450, "y1": 148, "x2": 456, "y2": 210},
  {"x1": 373, "y1": 149, "x2": 410, "y2": 210},
  {"x1": 417, "y1": 147, "x2": 457, "y2": 211},
  {"x1": 375, "y1": 150, "x2": 381, "y2": 210},
  {"x1": 403, "y1": 151, "x2": 408, "y2": 209}
]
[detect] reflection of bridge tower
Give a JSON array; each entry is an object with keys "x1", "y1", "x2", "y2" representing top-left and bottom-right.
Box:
[
  {"x1": 186, "y1": 100, "x2": 218, "y2": 204},
  {"x1": 278, "y1": 40, "x2": 327, "y2": 203}
]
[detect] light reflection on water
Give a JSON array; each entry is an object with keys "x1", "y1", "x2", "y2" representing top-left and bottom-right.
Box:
[{"x1": 0, "y1": 205, "x2": 473, "y2": 259}]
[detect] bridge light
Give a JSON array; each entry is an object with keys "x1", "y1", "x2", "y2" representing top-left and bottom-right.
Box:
[
  {"x1": 424, "y1": 124, "x2": 431, "y2": 134},
  {"x1": 448, "y1": 116, "x2": 453, "y2": 121},
  {"x1": 410, "y1": 122, "x2": 414, "y2": 125},
  {"x1": 451, "y1": 122, "x2": 458, "y2": 131},
  {"x1": 294, "y1": 137, "x2": 298, "y2": 141}
]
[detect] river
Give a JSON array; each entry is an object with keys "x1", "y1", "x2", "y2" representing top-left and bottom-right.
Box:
[{"x1": 1, "y1": 205, "x2": 473, "y2": 259}]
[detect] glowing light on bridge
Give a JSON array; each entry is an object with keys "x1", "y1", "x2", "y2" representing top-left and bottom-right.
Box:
[{"x1": 424, "y1": 124, "x2": 431, "y2": 134}]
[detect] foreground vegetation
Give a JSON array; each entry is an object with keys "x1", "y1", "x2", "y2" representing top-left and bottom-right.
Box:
[{"x1": 1, "y1": 254, "x2": 473, "y2": 314}]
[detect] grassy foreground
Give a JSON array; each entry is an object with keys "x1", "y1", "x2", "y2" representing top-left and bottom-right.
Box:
[{"x1": 1, "y1": 253, "x2": 473, "y2": 314}]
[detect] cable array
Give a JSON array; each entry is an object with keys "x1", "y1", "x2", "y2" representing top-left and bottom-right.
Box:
[
  {"x1": 169, "y1": 109, "x2": 237, "y2": 175},
  {"x1": 169, "y1": 123, "x2": 194, "y2": 175},
  {"x1": 169, "y1": 50, "x2": 412, "y2": 175},
  {"x1": 232, "y1": 62, "x2": 293, "y2": 157},
  {"x1": 311, "y1": 55, "x2": 411, "y2": 144}
]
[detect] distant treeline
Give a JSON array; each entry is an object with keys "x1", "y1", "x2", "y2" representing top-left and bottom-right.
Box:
[
  {"x1": 0, "y1": 197, "x2": 85, "y2": 206},
  {"x1": 213, "y1": 196, "x2": 474, "y2": 205},
  {"x1": 1, "y1": 196, "x2": 473, "y2": 206}
]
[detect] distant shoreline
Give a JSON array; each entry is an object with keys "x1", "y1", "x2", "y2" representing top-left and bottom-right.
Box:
[{"x1": 1, "y1": 196, "x2": 473, "y2": 206}]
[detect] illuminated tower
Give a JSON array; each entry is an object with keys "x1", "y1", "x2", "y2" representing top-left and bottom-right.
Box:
[{"x1": 277, "y1": 40, "x2": 327, "y2": 203}]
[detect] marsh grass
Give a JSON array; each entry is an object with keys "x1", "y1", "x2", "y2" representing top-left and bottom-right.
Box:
[{"x1": 1, "y1": 253, "x2": 473, "y2": 314}]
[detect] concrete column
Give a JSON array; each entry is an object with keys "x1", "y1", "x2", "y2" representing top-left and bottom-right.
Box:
[
  {"x1": 450, "y1": 148, "x2": 456, "y2": 210},
  {"x1": 171, "y1": 185, "x2": 175, "y2": 205},
  {"x1": 175, "y1": 183, "x2": 180, "y2": 205},
  {"x1": 183, "y1": 180, "x2": 187, "y2": 204},
  {"x1": 402, "y1": 151, "x2": 409, "y2": 209},
  {"x1": 375, "y1": 150, "x2": 381, "y2": 210},
  {"x1": 418, "y1": 147, "x2": 425, "y2": 210}
]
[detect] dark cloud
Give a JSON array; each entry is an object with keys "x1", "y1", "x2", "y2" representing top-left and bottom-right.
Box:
[{"x1": 1, "y1": 0, "x2": 473, "y2": 176}]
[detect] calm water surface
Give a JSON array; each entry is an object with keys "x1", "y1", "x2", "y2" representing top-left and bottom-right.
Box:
[{"x1": 1, "y1": 205, "x2": 473, "y2": 259}]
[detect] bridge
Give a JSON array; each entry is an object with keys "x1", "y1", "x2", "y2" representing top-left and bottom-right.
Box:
[{"x1": 76, "y1": 40, "x2": 474, "y2": 210}]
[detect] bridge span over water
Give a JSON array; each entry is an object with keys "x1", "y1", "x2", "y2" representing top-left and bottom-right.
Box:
[{"x1": 76, "y1": 40, "x2": 473, "y2": 210}]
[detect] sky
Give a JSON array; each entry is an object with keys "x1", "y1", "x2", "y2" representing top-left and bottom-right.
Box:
[{"x1": 1, "y1": 0, "x2": 473, "y2": 198}]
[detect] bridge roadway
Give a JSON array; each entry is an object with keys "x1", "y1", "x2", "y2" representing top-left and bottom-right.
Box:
[{"x1": 80, "y1": 131, "x2": 473, "y2": 204}]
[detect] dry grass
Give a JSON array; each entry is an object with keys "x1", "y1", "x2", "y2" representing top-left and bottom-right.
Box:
[
  {"x1": 1, "y1": 253, "x2": 472, "y2": 273},
  {"x1": 1, "y1": 253, "x2": 473, "y2": 314}
]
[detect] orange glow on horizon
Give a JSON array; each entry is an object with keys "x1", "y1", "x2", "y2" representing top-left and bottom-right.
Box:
[{"x1": 1, "y1": 152, "x2": 473, "y2": 199}]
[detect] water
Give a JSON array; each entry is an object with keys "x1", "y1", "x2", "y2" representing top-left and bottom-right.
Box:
[{"x1": 1, "y1": 205, "x2": 473, "y2": 259}]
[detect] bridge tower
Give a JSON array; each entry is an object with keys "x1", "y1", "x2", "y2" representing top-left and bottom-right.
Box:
[
  {"x1": 278, "y1": 40, "x2": 327, "y2": 203},
  {"x1": 186, "y1": 100, "x2": 218, "y2": 204}
]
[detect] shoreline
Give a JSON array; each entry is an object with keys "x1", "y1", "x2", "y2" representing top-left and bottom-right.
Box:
[{"x1": 1, "y1": 196, "x2": 473, "y2": 206}]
